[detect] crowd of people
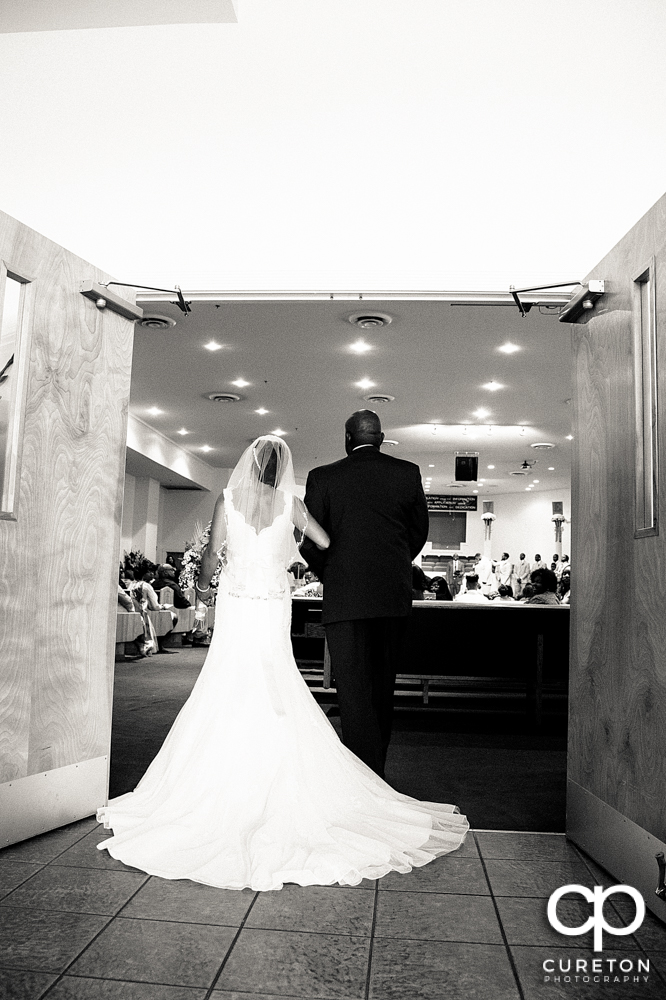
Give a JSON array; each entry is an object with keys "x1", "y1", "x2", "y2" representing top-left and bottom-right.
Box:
[
  {"x1": 412, "y1": 551, "x2": 571, "y2": 606},
  {"x1": 289, "y1": 551, "x2": 571, "y2": 608},
  {"x1": 117, "y1": 561, "x2": 210, "y2": 657}
]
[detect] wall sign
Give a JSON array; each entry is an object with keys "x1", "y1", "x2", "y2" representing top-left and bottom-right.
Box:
[{"x1": 427, "y1": 494, "x2": 478, "y2": 512}]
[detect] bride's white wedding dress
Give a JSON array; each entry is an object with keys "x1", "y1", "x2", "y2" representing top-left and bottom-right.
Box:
[{"x1": 98, "y1": 472, "x2": 468, "y2": 889}]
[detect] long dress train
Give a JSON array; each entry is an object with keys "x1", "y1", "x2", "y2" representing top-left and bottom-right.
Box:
[{"x1": 97, "y1": 490, "x2": 468, "y2": 890}]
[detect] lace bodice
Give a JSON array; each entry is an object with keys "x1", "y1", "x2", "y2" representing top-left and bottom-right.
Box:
[{"x1": 221, "y1": 487, "x2": 296, "y2": 599}]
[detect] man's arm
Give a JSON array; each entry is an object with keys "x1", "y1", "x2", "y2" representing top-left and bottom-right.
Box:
[
  {"x1": 406, "y1": 471, "x2": 430, "y2": 560},
  {"x1": 300, "y1": 471, "x2": 329, "y2": 580}
]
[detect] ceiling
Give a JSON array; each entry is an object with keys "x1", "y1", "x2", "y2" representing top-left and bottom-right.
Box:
[
  {"x1": 1, "y1": 3, "x2": 665, "y2": 295},
  {"x1": 129, "y1": 293, "x2": 573, "y2": 496}
]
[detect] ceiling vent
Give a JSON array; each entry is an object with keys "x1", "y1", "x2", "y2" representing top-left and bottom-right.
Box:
[
  {"x1": 348, "y1": 312, "x2": 393, "y2": 329},
  {"x1": 363, "y1": 393, "x2": 395, "y2": 404},
  {"x1": 531, "y1": 442, "x2": 555, "y2": 450},
  {"x1": 207, "y1": 392, "x2": 241, "y2": 403},
  {"x1": 139, "y1": 314, "x2": 176, "y2": 330}
]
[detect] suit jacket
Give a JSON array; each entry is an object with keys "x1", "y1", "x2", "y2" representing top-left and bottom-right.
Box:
[
  {"x1": 302, "y1": 446, "x2": 429, "y2": 624},
  {"x1": 154, "y1": 575, "x2": 192, "y2": 609}
]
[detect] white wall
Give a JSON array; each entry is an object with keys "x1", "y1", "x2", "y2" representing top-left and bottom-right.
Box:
[
  {"x1": 120, "y1": 473, "x2": 135, "y2": 557},
  {"x1": 423, "y1": 487, "x2": 571, "y2": 564},
  {"x1": 158, "y1": 475, "x2": 230, "y2": 560}
]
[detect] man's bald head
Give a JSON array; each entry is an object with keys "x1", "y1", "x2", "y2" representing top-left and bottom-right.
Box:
[{"x1": 345, "y1": 410, "x2": 384, "y2": 453}]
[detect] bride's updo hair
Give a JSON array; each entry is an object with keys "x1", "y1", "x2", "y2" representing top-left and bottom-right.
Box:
[{"x1": 253, "y1": 437, "x2": 286, "y2": 488}]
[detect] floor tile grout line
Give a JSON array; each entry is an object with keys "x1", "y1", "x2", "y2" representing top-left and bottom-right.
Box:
[
  {"x1": 476, "y1": 842, "x2": 527, "y2": 1000},
  {"x1": 363, "y1": 878, "x2": 380, "y2": 1000},
  {"x1": 2, "y1": 819, "x2": 102, "y2": 869},
  {"x1": 203, "y1": 891, "x2": 261, "y2": 1000},
  {"x1": 38, "y1": 870, "x2": 153, "y2": 1000}
]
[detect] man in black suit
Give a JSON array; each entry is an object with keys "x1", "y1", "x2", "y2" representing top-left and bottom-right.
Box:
[{"x1": 302, "y1": 410, "x2": 429, "y2": 778}]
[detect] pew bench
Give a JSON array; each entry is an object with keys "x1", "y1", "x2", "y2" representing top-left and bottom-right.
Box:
[{"x1": 291, "y1": 597, "x2": 569, "y2": 726}]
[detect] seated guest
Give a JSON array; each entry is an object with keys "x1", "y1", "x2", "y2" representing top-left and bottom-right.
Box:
[
  {"x1": 153, "y1": 564, "x2": 193, "y2": 609},
  {"x1": 140, "y1": 568, "x2": 179, "y2": 653},
  {"x1": 429, "y1": 576, "x2": 453, "y2": 601},
  {"x1": 411, "y1": 563, "x2": 431, "y2": 600},
  {"x1": 519, "y1": 582, "x2": 535, "y2": 604},
  {"x1": 527, "y1": 567, "x2": 561, "y2": 605},
  {"x1": 293, "y1": 572, "x2": 323, "y2": 597},
  {"x1": 558, "y1": 574, "x2": 571, "y2": 604},
  {"x1": 496, "y1": 584, "x2": 516, "y2": 603},
  {"x1": 118, "y1": 581, "x2": 147, "y2": 658},
  {"x1": 117, "y1": 584, "x2": 134, "y2": 613},
  {"x1": 454, "y1": 573, "x2": 489, "y2": 604}
]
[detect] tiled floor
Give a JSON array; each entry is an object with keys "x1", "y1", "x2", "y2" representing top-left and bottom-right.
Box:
[{"x1": 1, "y1": 820, "x2": 665, "y2": 999}]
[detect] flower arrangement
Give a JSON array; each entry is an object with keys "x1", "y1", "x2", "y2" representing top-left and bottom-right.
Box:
[
  {"x1": 179, "y1": 521, "x2": 225, "y2": 602},
  {"x1": 481, "y1": 512, "x2": 496, "y2": 522}
]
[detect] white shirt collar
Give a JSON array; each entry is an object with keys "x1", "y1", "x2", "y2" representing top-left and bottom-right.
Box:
[{"x1": 352, "y1": 444, "x2": 375, "y2": 451}]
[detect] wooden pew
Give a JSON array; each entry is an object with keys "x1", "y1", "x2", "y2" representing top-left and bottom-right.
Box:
[{"x1": 291, "y1": 597, "x2": 569, "y2": 726}]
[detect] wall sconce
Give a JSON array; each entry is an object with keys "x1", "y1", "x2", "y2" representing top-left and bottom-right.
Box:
[{"x1": 558, "y1": 280, "x2": 605, "y2": 324}]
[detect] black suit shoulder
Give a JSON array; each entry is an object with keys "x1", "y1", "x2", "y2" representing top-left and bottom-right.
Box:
[{"x1": 309, "y1": 450, "x2": 421, "y2": 482}]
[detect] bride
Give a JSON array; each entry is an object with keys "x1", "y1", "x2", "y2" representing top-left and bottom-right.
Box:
[{"x1": 97, "y1": 435, "x2": 468, "y2": 890}]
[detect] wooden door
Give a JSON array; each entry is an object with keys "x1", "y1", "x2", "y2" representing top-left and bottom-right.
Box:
[
  {"x1": 0, "y1": 210, "x2": 134, "y2": 846},
  {"x1": 567, "y1": 193, "x2": 666, "y2": 921}
]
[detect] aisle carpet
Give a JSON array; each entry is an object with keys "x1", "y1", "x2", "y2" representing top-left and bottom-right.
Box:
[{"x1": 109, "y1": 648, "x2": 567, "y2": 832}]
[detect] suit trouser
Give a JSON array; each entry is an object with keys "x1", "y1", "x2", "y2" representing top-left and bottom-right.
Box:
[{"x1": 324, "y1": 616, "x2": 408, "y2": 778}]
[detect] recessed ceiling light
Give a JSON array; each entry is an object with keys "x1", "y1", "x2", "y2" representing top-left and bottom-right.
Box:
[
  {"x1": 472, "y1": 490, "x2": 478, "y2": 494},
  {"x1": 548, "y1": 466, "x2": 555, "y2": 471},
  {"x1": 566, "y1": 435, "x2": 574, "y2": 440},
  {"x1": 272, "y1": 428, "x2": 286, "y2": 436},
  {"x1": 200, "y1": 445, "x2": 213, "y2": 452},
  {"x1": 147, "y1": 406, "x2": 163, "y2": 416},
  {"x1": 255, "y1": 408, "x2": 269, "y2": 415},
  {"x1": 231, "y1": 378, "x2": 250, "y2": 388},
  {"x1": 177, "y1": 428, "x2": 189, "y2": 435},
  {"x1": 479, "y1": 478, "x2": 486, "y2": 482},
  {"x1": 428, "y1": 464, "x2": 435, "y2": 468},
  {"x1": 356, "y1": 378, "x2": 375, "y2": 390},
  {"x1": 482, "y1": 381, "x2": 503, "y2": 391},
  {"x1": 204, "y1": 340, "x2": 223, "y2": 351},
  {"x1": 533, "y1": 480, "x2": 539, "y2": 483},
  {"x1": 349, "y1": 339, "x2": 372, "y2": 353},
  {"x1": 473, "y1": 408, "x2": 490, "y2": 419},
  {"x1": 525, "y1": 487, "x2": 531, "y2": 491},
  {"x1": 487, "y1": 465, "x2": 495, "y2": 469},
  {"x1": 499, "y1": 342, "x2": 520, "y2": 354}
]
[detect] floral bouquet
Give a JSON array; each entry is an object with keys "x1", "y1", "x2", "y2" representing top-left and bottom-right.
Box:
[{"x1": 179, "y1": 521, "x2": 225, "y2": 605}]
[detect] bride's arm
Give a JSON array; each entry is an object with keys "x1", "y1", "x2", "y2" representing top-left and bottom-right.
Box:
[
  {"x1": 197, "y1": 493, "x2": 227, "y2": 592},
  {"x1": 293, "y1": 496, "x2": 329, "y2": 550}
]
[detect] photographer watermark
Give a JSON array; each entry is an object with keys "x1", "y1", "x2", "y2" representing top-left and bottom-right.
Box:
[{"x1": 542, "y1": 883, "x2": 650, "y2": 985}]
